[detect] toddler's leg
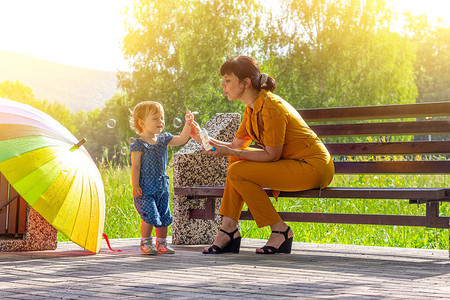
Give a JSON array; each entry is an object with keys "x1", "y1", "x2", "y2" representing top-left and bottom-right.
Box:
[
  {"x1": 155, "y1": 226, "x2": 167, "y2": 239},
  {"x1": 140, "y1": 220, "x2": 157, "y2": 255},
  {"x1": 141, "y1": 220, "x2": 153, "y2": 239},
  {"x1": 155, "y1": 226, "x2": 175, "y2": 254}
]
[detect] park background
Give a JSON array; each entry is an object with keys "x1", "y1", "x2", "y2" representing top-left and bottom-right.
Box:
[{"x1": 0, "y1": 0, "x2": 449, "y2": 249}]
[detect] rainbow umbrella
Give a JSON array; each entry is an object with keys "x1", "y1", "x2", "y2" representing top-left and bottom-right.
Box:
[{"x1": 0, "y1": 97, "x2": 105, "y2": 253}]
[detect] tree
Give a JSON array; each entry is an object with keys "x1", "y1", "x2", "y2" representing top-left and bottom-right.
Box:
[
  {"x1": 119, "y1": 0, "x2": 420, "y2": 118},
  {"x1": 119, "y1": 0, "x2": 265, "y2": 128},
  {"x1": 73, "y1": 93, "x2": 134, "y2": 163},
  {"x1": 404, "y1": 13, "x2": 450, "y2": 103},
  {"x1": 262, "y1": 0, "x2": 417, "y2": 108},
  {"x1": 0, "y1": 80, "x2": 41, "y2": 108}
]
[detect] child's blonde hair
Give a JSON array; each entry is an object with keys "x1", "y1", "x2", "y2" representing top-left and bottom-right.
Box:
[{"x1": 130, "y1": 101, "x2": 164, "y2": 134}]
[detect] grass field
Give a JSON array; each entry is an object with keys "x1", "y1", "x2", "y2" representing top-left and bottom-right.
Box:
[{"x1": 58, "y1": 160, "x2": 449, "y2": 250}]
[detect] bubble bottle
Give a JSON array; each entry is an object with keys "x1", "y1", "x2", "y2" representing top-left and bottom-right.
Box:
[{"x1": 199, "y1": 128, "x2": 214, "y2": 151}]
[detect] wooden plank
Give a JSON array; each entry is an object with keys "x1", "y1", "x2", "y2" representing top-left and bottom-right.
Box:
[
  {"x1": 0, "y1": 173, "x2": 7, "y2": 234},
  {"x1": 326, "y1": 141, "x2": 450, "y2": 155},
  {"x1": 426, "y1": 202, "x2": 440, "y2": 228},
  {"x1": 239, "y1": 211, "x2": 450, "y2": 228},
  {"x1": 311, "y1": 120, "x2": 450, "y2": 137},
  {"x1": 335, "y1": 161, "x2": 450, "y2": 174},
  {"x1": 189, "y1": 198, "x2": 215, "y2": 220},
  {"x1": 176, "y1": 187, "x2": 225, "y2": 197},
  {"x1": 189, "y1": 209, "x2": 207, "y2": 220},
  {"x1": 277, "y1": 188, "x2": 447, "y2": 200},
  {"x1": 299, "y1": 101, "x2": 450, "y2": 122},
  {"x1": 175, "y1": 186, "x2": 448, "y2": 200},
  {"x1": 17, "y1": 197, "x2": 27, "y2": 234},
  {"x1": 7, "y1": 188, "x2": 19, "y2": 234}
]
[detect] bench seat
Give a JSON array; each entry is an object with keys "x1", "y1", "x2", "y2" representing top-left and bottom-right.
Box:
[{"x1": 175, "y1": 186, "x2": 450, "y2": 201}]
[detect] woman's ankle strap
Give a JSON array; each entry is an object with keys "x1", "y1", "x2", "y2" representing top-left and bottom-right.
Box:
[
  {"x1": 271, "y1": 226, "x2": 291, "y2": 239},
  {"x1": 219, "y1": 228, "x2": 239, "y2": 239}
]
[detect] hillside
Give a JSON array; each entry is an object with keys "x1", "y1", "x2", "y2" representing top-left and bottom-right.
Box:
[{"x1": 0, "y1": 50, "x2": 121, "y2": 111}]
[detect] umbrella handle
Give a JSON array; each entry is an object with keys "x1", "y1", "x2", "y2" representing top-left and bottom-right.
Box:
[{"x1": 70, "y1": 138, "x2": 87, "y2": 152}]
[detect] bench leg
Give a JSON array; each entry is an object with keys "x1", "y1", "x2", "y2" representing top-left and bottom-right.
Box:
[
  {"x1": 188, "y1": 198, "x2": 216, "y2": 220},
  {"x1": 204, "y1": 198, "x2": 216, "y2": 220},
  {"x1": 425, "y1": 202, "x2": 439, "y2": 228},
  {"x1": 424, "y1": 202, "x2": 450, "y2": 258}
]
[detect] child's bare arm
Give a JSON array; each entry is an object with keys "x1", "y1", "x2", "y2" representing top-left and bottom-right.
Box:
[{"x1": 131, "y1": 151, "x2": 143, "y2": 197}]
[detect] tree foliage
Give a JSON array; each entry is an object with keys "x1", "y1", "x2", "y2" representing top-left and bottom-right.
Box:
[
  {"x1": 266, "y1": 0, "x2": 417, "y2": 108},
  {"x1": 404, "y1": 13, "x2": 450, "y2": 102},
  {"x1": 119, "y1": 0, "x2": 265, "y2": 131},
  {"x1": 119, "y1": 0, "x2": 420, "y2": 118}
]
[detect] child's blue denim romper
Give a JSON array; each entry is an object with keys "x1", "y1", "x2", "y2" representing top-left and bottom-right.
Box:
[{"x1": 130, "y1": 132, "x2": 174, "y2": 227}]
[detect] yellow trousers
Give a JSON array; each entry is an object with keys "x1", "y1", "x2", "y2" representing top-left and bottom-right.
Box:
[{"x1": 219, "y1": 142, "x2": 335, "y2": 228}]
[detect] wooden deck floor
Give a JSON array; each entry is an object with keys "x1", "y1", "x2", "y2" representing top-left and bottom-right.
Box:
[{"x1": 1, "y1": 238, "x2": 449, "y2": 299}]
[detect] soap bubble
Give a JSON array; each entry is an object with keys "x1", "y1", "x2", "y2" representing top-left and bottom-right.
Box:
[
  {"x1": 128, "y1": 137, "x2": 136, "y2": 144},
  {"x1": 106, "y1": 119, "x2": 116, "y2": 128},
  {"x1": 93, "y1": 93, "x2": 103, "y2": 104},
  {"x1": 120, "y1": 147, "x2": 128, "y2": 155},
  {"x1": 173, "y1": 117, "x2": 182, "y2": 128}
]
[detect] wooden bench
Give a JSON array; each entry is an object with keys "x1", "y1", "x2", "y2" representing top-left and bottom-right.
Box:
[
  {"x1": 174, "y1": 102, "x2": 450, "y2": 253},
  {"x1": 0, "y1": 172, "x2": 27, "y2": 237}
]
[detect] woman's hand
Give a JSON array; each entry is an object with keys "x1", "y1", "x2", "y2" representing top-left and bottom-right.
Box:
[
  {"x1": 189, "y1": 120, "x2": 201, "y2": 142},
  {"x1": 204, "y1": 140, "x2": 233, "y2": 157}
]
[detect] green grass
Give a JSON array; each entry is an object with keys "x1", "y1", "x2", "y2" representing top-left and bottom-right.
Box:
[
  {"x1": 240, "y1": 173, "x2": 449, "y2": 249},
  {"x1": 58, "y1": 162, "x2": 449, "y2": 250}
]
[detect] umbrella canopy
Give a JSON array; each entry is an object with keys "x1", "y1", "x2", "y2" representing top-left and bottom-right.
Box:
[{"x1": 0, "y1": 97, "x2": 105, "y2": 253}]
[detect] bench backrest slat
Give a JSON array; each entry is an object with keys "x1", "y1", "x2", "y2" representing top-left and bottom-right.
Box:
[
  {"x1": 335, "y1": 161, "x2": 450, "y2": 174},
  {"x1": 311, "y1": 120, "x2": 450, "y2": 137},
  {"x1": 299, "y1": 101, "x2": 450, "y2": 121},
  {"x1": 326, "y1": 141, "x2": 450, "y2": 155}
]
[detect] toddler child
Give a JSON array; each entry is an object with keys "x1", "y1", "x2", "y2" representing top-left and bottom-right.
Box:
[{"x1": 130, "y1": 101, "x2": 194, "y2": 254}]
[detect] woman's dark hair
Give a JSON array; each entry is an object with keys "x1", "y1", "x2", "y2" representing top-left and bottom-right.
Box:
[{"x1": 220, "y1": 56, "x2": 276, "y2": 92}]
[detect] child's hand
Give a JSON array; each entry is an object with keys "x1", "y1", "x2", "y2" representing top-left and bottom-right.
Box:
[
  {"x1": 185, "y1": 110, "x2": 198, "y2": 133},
  {"x1": 185, "y1": 110, "x2": 194, "y2": 122},
  {"x1": 132, "y1": 185, "x2": 143, "y2": 198}
]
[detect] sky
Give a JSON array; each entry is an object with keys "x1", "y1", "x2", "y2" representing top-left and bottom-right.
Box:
[
  {"x1": 0, "y1": 0, "x2": 449, "y2": 72},
  {"x1": 0, "y1": 0, "x2": 134, "y2": 72}
]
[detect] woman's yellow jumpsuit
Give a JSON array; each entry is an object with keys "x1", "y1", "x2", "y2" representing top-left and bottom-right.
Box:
[{"x1": 219, "y1": 90, "x2": 335, "y2": 227}]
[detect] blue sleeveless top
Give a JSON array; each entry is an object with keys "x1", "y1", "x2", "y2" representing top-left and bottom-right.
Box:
[{"x1": 129, "y1": 132, "x2": 174, "y2": 194}]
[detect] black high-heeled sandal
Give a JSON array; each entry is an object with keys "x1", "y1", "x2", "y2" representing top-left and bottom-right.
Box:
[
  {"x1": 202, "y1": 228, "x2": 241, "y2": 254},
  {"x1": 256, "y1": 226, "x2": 293, "y2": 254}
]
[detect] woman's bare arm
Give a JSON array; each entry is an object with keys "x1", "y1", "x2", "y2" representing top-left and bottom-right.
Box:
[{"x1": 207, "y1": 141, "x2": 283, "y2": 162}]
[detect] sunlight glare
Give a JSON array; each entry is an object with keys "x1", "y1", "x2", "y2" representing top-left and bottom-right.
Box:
[{"x1": 0, "y1": 0, "x2": 133, "y2": 71}]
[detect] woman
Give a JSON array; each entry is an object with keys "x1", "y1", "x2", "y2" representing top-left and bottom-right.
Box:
[{"x1": 191, "y1": 56, "x2": 334, "y2": 254}]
